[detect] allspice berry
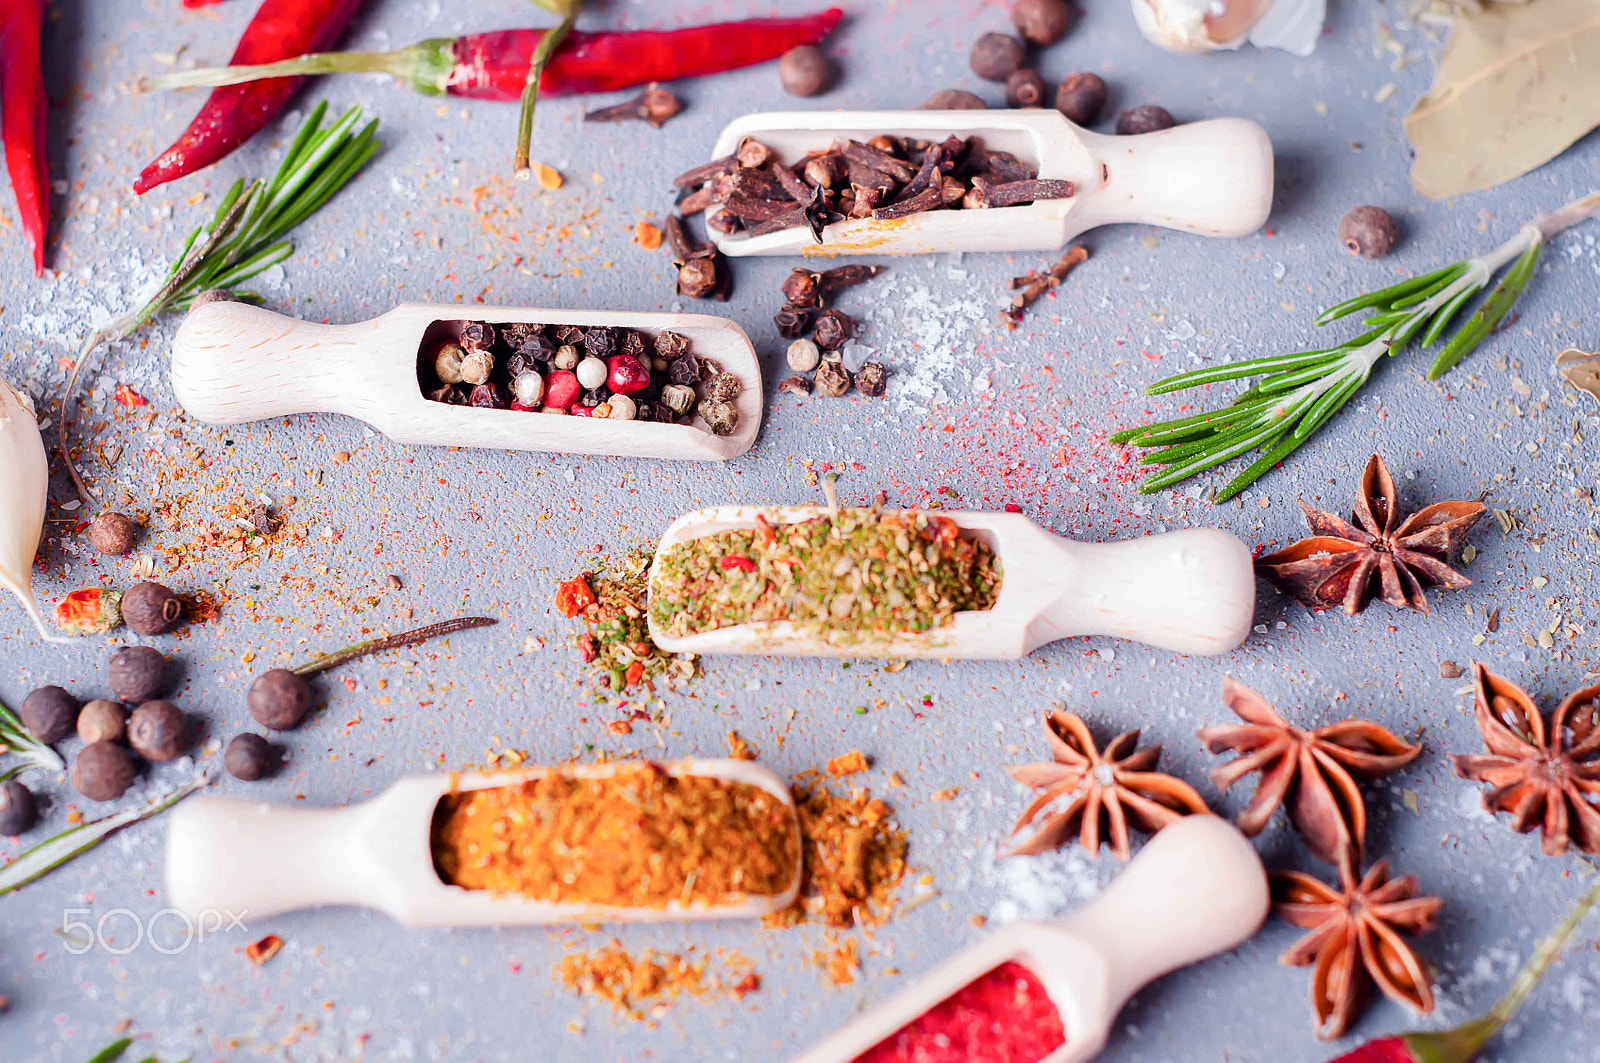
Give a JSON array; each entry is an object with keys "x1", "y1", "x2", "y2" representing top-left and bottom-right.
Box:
[
  {"x1": 816, "y1": 359, "x2": 853, "y2": 397},
  {"x1": 1339, "y1": 206, "x2": 1400, "y2": 259},
  {"x1": 970, "y1": 32, "x2": 1025, "y2": 82},
  {"x1": 77, "y1": 700, "x2": 129, "y2": 744},
  {"x1": 88, "y1": 512, "x2": 137, "y2": 556},
  {"x1": 248, "y1": 668, "x2": 313, "y2": 731},
  {"x1": 1012, "y1": 0, "x2": 1073, "y2": 45},
  {"x1": 782, "y1": 268, "x2": 823, "y2": 309},
  {"x1": 1116, "y1": 105, "x2": 1176, "y2": 135},
  {"x1": 73, "y1": 742, "x2": 136, "y2": 802},
  {"x1": 129, "y1": 701, "x2": 192, "y2": 762},
  {"x1": 922, "y1": 89, "x2": 988, "y2": 111},
  {"x1": 121, "y1": 581, "x2": 183, "y2": 635},
  {"x1": 1005, "y1": 68, "x2": 1047, "y2": 109},
  {"x1": 224, "y1": 733, "x2": 278, "y2": 782},
  {"x1": 109, "y1": 645, "x2": 172, "y2": 704},
  {"x1": 778, "y1": 45, "x2": 832, "y2": 97},
  {"x1": 20, "y1": 686, "x2": 80, "y2": 744},
  {"x1": 813, "y1": 309, "x2": 855, "y2": 351},
  {"x1": 1055, "y1": 72, "x2": 1107, "y2": 126},
  {"x1": 0, "y1": 780, "x2": 38, "y2": 835}
]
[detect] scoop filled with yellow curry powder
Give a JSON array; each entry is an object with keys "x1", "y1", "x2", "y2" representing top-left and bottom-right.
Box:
[{"x1": 432, "y1": 762, "x2": 801, "y2": 911}]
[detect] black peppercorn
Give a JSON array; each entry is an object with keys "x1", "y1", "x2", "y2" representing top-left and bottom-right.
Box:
[
  {"x1": 516, "y1": 334, "x2": 557, "y2": 366},
  {"x1": 815, "y1": 358, "x2": 853, "y2": 397},
  {"x1": 782, "y1": 269, "x2": 824, "y2": 309},
  {"x1": 1339, "y1": 206, "x2": 1400, "y2": 259},
  {"x1": 667, "y1": 355, "x2": 703, "y2": 386},
  {"x1": 0, "y1": 780, "x2": 38, "y2": 835},
  {"x1": 779, "y1": 44, "x2": 832, "y2": 96},
  {"x1": 122, "y1": 581, "x2": 183, "y2": 635},
  {"x1": 128, "y1": 701, "x2": 191, "y2": 762},
  {"x1": 653, "y1": 331, "x2": 691, "y2": 360},
  {"x1": 554, "y1": 323, "x2": 587, "y2": 346},
  {"x1": 922, "y1": 89, "x2": 988, "y2": 110},
  {"x1": 1055, "y1": 72, "x2": 1107, "y2": 126},
  {"x1": 1013, "y1": 0, "x2": 1073, "y2": 45},
  {"x1": 248, "y1": 668, "x2": 313, "y2": 731},
  {"x1": 425, "y1": 384, "x2": 466, "y2": 405},
  {"x1": 459, "y1": 321, "x2": 497, "y2": 351},
  {"x1": 225, "y1": 733, "x2": 278, "y2": 781},
  {"x1": 774, "y1": 304, "x2": 814, "y2": 339},
  {"x1": 618, "y1": 330, "x2": 648, "y2": 361},
  {"x1": 970, "y1": 32, "x2": 1025, "y2": 82},
  {"x1": 582, "y1": 328, "x2": 616, "y2": 358},
  {"x1": 1005, "y1": 68, "x2": 1048, "y2": 109},
  {"x1": 856, "y1": 361, "x2": 888, "y2": 397},
  {"x1": 1116, "y1": 105, "x2": 1175, "y2": 135},
  {"x1": 579, "y1": 387, "x2": 606, "y2": 408},
  {"x1": 109, "y1": 645, "x2": 172, "y2": 703},
  {"x1": 88, "y1": 512, "x2": 137, "y2": 556},
  {"x1": 73, "y1": 741, "x2": 136, "y2": 802},
  {"x1": 467, "y1": 383, "x2": 510, "y2": 409},
  {"x1": 20, "y1": 686, "x2": 79, "y2": 743},
  {"x1": 813, "y1": 309, "x2": 856, "y2": 350},
  {"x1": 499, "y1": 322, "x2": 540, "y2": 349}
]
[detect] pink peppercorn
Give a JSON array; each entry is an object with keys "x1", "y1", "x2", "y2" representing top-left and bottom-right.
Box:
[
  {"x1": 607, "y1": 354, "x2": 652, "y2": 395},
  {"x1": 544, "y1": 370, "x2": 581, "y2": 409},
  {"x1": 509, "y1": 400, "x2": 538, "y2": 412},
  {"x1": 570, "y1": 404, "x2": 594, "y2": 417}
]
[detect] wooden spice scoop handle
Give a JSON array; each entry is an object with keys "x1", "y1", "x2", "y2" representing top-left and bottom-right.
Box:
[{"x1": 1069, "y1": 118, "x2": 1275, "y2": 240}]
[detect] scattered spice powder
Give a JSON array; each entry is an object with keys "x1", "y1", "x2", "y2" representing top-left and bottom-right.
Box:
[
  {"x1": 650, "y1": 508, "x2": 1001, "y2": 644},
  {"x1": 245, "y1": 934, "x2": 284, "y2": 966},
  {"x1": 555, "y1": 942, "x2": 758, "y2": 1020},
  {"x1": 432, "y1": 764, "x2": 799, "y2": 909},
  {"x1": 560, "y1": 549, "x2": 700, "y2": 698},
  {"x1": 766, "y1": 770, "x2": 909, "y2": 929},
  {"x1": 851, "y1": 961, "x2": 1067, "y2": 1063},
  {"x1": 828, "y1": 750, "x2": 869, "y2": 776}
]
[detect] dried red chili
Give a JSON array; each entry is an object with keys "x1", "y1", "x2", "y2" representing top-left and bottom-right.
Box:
[
  {"x1": 0, "y1": 0, "x2": 49, "y2": 274},
  {"x1": 554, "y1": 575, "x2": 597, "y2": 617},
  {"x1": 148, "y1": 10, "x2": 844, "y2": 103},
  {"x1": 720, "y1": 554, "x2": 757, "y2": 572},
  {"x1": 135, "y1": 0, "x2": 368, "y2": 193}
]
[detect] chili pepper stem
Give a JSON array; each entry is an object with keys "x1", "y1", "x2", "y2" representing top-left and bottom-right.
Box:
[
  {"x1": 513, "y1": 2, "x2": 581, "y2": 175},
  {"x1": 142, "y1": 41, "x2": 459, "y2": 97},
  {"x1": 293, "y1": 616, "x2": 497, "y2": 677}
]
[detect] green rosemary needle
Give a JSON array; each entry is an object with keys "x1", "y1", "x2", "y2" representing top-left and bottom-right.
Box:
[
  {"x1": 59, "y1": 102, "x2": 381, "y2": 502},
  {"x1": 1115, "y1": 188, "x2": 1600, "y2": 503}
]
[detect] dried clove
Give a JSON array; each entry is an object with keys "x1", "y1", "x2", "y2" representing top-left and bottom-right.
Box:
[
  {"x1": 736, "y1": 137, "x2": 775, "y2": 170},
  {"x1": 774, "y1": 304, "x2": 814, "y2": 338},
  {"x1": 583, "y1": 85, "x2": 682, "y2": 128},
  {"x1": 1004, "y1": 245, "x2": 1089, "y2": 328},
  {"x1": 665, "y1": 214, "x2": 730, "y2": 301},
  {"x1": 782, "y1": 264, "x2": 886, "y2": 310}
]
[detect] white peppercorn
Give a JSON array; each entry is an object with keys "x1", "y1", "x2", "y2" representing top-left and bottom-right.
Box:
[
  {"x1": 698, "y1": 399, "x2": 740, "y2": 436},
  {"x1": 607, "y1": 394, "x2": 638, "y2": 420},
  {"x1": 433, "y1": 342, "x2": 467, "y2": 384},
  {"x1": 554, "y1": 345, "x2": 580, "y2": 370},
  {"x1": 786, "y1": 338, "x2": 822, "y2": 372},
  {"x1": 576, "y1": 357, "x2": 608, "y2": 389},
  {"x1": 512, "y1": 371, "x2": 545, "y2": 406},
  {"x1": 706, "y1": 372, "x2": 742, "y2": 402},
  {"x1": 660, "y1": 384, "x2": 697, "y2": 416},
  {"x1": 458, "y1": 348, "x2": 494, "y2": 386}
]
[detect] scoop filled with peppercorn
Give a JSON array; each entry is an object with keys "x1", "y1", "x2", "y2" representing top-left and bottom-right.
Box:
[
  {"x1": 689, "y1": 109, "x2": 1274, "y2": 256},
  {"x1": 171, "y1": 302, "x2": 762, "y2": 462}
]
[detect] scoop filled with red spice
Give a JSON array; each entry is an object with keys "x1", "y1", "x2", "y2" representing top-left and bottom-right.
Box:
[
  {"x1": 164, "y1": 759, "x2": 800, "y2": 926},
  {"x1": 797, "y1": 816, "x2": 1268, "y2": 1063}
]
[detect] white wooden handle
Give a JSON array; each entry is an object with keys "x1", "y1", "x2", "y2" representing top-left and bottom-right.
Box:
[
  {"x1": 1043, "y1": 528, "x2": 1256, "y2": 655},
  {"x1": 1056, "y1": 816, "x2": 1267, "y2": 1012},
  {"x1": 1074, "y1": 118, "x2": 1273, "y2": 237},
  {"x1": 170, "y1": 301, "x2": 378, "y2": 425},
  {"x1": 165, "y1": 796, "x2": 377, "y2": 921}
]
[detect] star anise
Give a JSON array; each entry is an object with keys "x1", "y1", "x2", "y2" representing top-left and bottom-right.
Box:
[
  {"x1": 1449, "y1": 663, "x2": 1600, "y2": 856},
  {"x1": 1256, "y1": 453, "x2": 1485, "y2": 615},
  {"x1": 1272, "y1": 852, "x2": 1441, "y2": 1040},
  {"x1": 1198, "y1": 677, "x2": 1422, "y2": 864},
  {"x1": 1005, "y1": 709, "x2": 1208, "y2": 860}
]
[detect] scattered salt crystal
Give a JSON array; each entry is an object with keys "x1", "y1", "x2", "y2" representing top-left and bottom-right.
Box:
[{"x1": 1098, "y1": 647, "x2": 1115, "y2": 662}]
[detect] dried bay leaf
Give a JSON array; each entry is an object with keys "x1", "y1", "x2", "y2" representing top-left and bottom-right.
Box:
[
  {"x1": 1406, "y1": 0, "x2": 1600, "y2": 199},
  {"x1": 1556, "y1": 348, "x2": 1600, "y2": 407}
]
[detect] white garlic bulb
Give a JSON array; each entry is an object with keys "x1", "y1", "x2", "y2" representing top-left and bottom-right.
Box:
[
  {"x1": 1131, "y1": 0, "x2": 1324, "y2": 57},
  {"x1": 0, "y1": 376, "x2": 66, "y2": 642}
]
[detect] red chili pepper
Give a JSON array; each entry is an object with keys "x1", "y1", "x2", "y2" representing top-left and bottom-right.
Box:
[
  {"x1": 0, "y1": 0, "x2": 49, "y2": 274},
  {"x1": 134, "y1": 0, "x2": 367, "y2": 194},
  {"x1": 720, "y1": 555, "x2": 756, "y2": 572},
  {"x1": 148, "y1": 9, "x2": 844, "y2": 103}
]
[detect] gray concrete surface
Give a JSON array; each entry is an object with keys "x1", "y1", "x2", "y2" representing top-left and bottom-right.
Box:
[{"x1": 3, "y1": 0, "x2": 1600, "y2": 1059}]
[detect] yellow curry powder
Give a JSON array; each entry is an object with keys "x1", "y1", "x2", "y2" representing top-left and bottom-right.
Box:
[{"x1": 431, "y1": 764, "x2": 800, "y2": 908}]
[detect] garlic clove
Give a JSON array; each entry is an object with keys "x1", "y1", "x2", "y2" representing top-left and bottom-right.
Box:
[
  {"x1": 0, "y1": 376, "x2": 68, "y2": 643},
  {"x1": 1132, "y1": 0, "x2": 1325, "y2": 57}
]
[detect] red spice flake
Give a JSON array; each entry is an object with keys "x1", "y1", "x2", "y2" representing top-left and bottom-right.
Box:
[
  {"x1": 852, "y1": 961, "x2": 1066, "y2": 1063},
  {"x1": 719, "y1": 554, "x2": 757, "y2": 572},
  {"x1": 53, "y1": 587, "x2": 121, "y2": 635},
  {"x1": 827, "y1": 750, "x2": 870, "y2": 777},
  {"x1": 726, "y1": 730, "x2": 757, "y2": 761},
  {"x1": 623, "y1": 660, "x2": 644, "y2": 686},
  {"x1": 930, "y1": 787, "x2": 960, "y2": 802},
  {"x1": 816, "y1": 935, "x2": 860, "y2": 986},
  {"x1": 245, "y1": 934, "x2": 284, "y2": 966},
  {"x1": 766, "y1": 771, "x2": 908, "y2": 930},
  {"x1": 634, "y1": 220, "x2": 663, "y2": 250},
  {"x1": 111, "y1": 384, "x2": 148, "y2": 408},
  {"x1": 555, "y1": 576, "x2": 598, "y2": 617},
  {"x1": 607, "y1": 719, "x2": 632, "y2": 735}
]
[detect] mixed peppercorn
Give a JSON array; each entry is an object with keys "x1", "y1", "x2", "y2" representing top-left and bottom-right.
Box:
[
  {"x1": 775, "y1": 265, "x2": 890, "y2": 399},
  {"x1": 419, "y1": 319, "x2": 743, "y2": 436},
  {"x1": 650, "y1": 509, "x2": 1002, "y2": 644}
]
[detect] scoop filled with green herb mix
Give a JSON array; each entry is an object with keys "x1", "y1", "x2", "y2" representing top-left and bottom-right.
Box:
[{"x1": 648, "y1": 508, "x2": 1001, "y2": 646}]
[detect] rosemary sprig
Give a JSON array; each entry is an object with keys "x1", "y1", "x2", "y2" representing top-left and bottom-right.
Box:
[
  {"x1": 59, "y1": 103, "x2": 381, "y2": 502},
  {"x1": 0, "y1": 695, "x2": 65, "y2": 772},
  {"x1": 0, "y1": 773, "x2": 211, "y2": 896},
  {"x1": 1115, "y1": 189, "x2": 1600, "y2": 502}
]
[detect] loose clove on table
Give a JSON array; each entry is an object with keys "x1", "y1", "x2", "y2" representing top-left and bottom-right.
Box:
[{"x1": 1004, "y1": 245, "x2": 1089, "y2": 328}]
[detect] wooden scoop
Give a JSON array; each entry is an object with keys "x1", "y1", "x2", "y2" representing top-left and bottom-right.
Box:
[
  {"x1": 647, "y1": 507, "x2": 1256, "y2": 659},
  {"x1": 163, "y1": 759, "x2": 799, "y2": 927},
  {"x1": 793, "y1": 815, "x2": 1268, "y2": 1063},
  {"x1": 705, "y1": 109, "x2": 1274, "y2": 257},
  {"x1": 168, "y1": 300, "x2": 762, "y2": 461}
]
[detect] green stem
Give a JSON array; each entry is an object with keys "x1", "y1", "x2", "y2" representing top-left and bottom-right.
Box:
[
  {"x1": 141, "y1": 41, "x2": 458, "y2": 97},
  {"x1": 293, "y1": 617, "x2": 497, "y2": 677},
  {"x1": 513, "y1": 13, "x2": 578, "y2": 174}
]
